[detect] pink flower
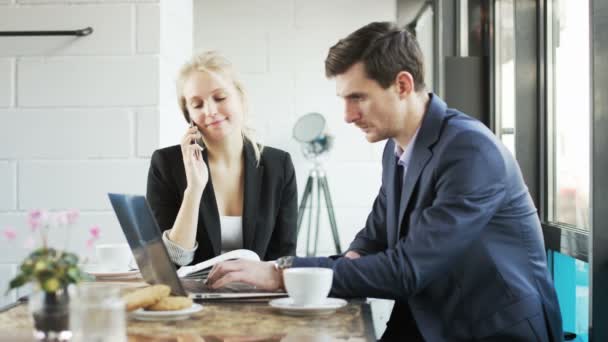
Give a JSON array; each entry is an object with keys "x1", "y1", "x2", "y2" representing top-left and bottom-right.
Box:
[
  {"x1": 55, "y1": 212, "x2": 69, "y2": 226},
  {"x1": 89, "y1": 225, "x2": 100, "y2": 239},
  {"x1": 3, "y1": 227, "x2": 16, "y2": 241},
  {"x1": 28, "y1": 210, "x2": 42, "y2": 221},
  {"x1": 86, "y1": 238, "x2": 95, "y2": 249},
  {"x1": 65, "y1": 209, "x2": 79, "y2": 225},
  {"x1": 27, "y1": 209, "x2": 48, "y2": 232},
  {"x1": 28, "y1": 210, "x2": 41, "y2": 231},
  {"x1": 23, "y1": 237, "x2": 35, "y2": 249}
]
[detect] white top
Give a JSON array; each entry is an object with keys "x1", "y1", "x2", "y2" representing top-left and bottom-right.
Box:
[
  {"x1": 162, "y1": 215, "x2": 244, "y2": 266},
  {"x1": 219, "y1": 215, "x2": 243, "y2": 254}
]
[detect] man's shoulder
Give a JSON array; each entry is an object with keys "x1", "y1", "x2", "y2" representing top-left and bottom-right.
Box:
[{"x1": 440, "y1": 109, "x2": 496, "y2": 144}]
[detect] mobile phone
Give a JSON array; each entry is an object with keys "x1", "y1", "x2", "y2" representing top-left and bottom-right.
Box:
[{"x1": 189, "y1": 119, "x2": 205, "y2": 148}]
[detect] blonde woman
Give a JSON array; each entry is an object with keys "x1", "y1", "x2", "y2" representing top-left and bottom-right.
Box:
[{"x1": 146, "y1": 51, "x2": 297, "y2": 266}]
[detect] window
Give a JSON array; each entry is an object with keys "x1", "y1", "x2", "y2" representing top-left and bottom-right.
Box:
[
  {"x1": 494, "y1": 0, "x2": 515, "y2": 155},
  {"x1": 546, "y1": 0, "x2": 591, "y2": 229}
]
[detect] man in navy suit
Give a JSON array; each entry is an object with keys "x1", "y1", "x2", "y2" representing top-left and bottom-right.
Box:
[{"x1": 207, "y1": 21, "x2": 562, "y2": 341}]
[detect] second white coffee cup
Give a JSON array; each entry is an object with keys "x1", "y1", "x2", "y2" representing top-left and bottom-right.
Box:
[
  {"x1": 95, "y1": 243, "x2": 133, "y2": 272},
  {"x1": 283, "y1": 267, "x2": 333, "y2": 306}
]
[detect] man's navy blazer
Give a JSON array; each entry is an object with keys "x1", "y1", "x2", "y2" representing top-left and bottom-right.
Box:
[{"x1": 293, "y1": 94, "x2": 563, "y2": 341}]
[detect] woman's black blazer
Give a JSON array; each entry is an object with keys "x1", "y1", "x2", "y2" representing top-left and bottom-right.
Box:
[{"x1": 146, "y1": 140, "x2": 298, "y2": 264}]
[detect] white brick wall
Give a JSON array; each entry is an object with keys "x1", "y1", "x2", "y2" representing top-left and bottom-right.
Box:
[
  {"x1": 18, "y1": 56, "x2": 158, "y2": 107},
  {"x1": 136, "y1": 3, "x2": 160, "y2": 54},
  {"x1": 0, "y1": 162, "x2": 17, "y2": 211},
  {"x1": 0, "y1": 109, "x2": 132, "y2": 159},
  {"x1": 19, "y1": 160, "x2": 150, "y2": 210},
  {"x1": 0, "y1": 0, "x2": 159, "y2": 288},
  {"x1": 190, "y1": 0, "x2": 397, "y2": 256},
  {"x1": 0, "y1": 59, "x2": 13, "y2": 107},
  {"x1": 136, "y1": 108, "x2": 159, "y2": 157}
]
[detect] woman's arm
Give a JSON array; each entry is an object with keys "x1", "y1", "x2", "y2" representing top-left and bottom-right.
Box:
[
  {"x1": 147, "y1": 149, "x2": 201, "y2": 265},
  {"x1": 166, "y1": 126, "x2": 208, "y2": 249}
]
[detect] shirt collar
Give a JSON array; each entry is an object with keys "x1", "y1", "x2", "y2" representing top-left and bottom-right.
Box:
[{"x1": 393, "y1": 127, "x2": 420, "y2": 168}]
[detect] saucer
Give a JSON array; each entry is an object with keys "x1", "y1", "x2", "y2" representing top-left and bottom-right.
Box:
[
  {"x1": 83, "y1": 265, "x2": 140, "y2": 280},
  {"x1": 269, "y1": 297, "x2": 347, "y2": 316},
  {"x1": 130, "y1": 303, "x2": 203, "y2": 321}
]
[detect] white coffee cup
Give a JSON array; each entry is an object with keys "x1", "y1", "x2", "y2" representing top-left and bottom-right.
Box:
[
  {"x1": 283, "y1": 268, "x2": 333, "y2": 306},
  {"x1": 95, "y1": 243, "x2": 133, "y2": 272}
]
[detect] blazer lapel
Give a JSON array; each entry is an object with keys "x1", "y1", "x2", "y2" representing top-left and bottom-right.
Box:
[
  {"x1": 199, "y1": 149, "x2": 221, "y2": 256},
  {"x1": 397, "y1": 94, "x2": 448, "y2": 237},
  {"x1": 242, "y1": 141, "x2": 263, "y2": 253},
  {"x1": 385, "y1": 140, "x2": 400, "y2": 248}
]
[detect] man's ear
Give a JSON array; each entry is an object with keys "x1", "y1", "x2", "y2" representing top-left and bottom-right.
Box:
[{"x1": 395, "y1": 71, "x2": 414, "y2": 98}]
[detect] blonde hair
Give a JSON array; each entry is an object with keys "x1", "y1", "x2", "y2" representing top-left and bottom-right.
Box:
[{"x1": 176, "y1": 50, "x2": 263, "y2": 165}]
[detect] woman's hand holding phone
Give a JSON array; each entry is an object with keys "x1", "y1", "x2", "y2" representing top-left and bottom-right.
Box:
[{"x1": 180, "y1": 123, "x2": 208, "y2": 194}]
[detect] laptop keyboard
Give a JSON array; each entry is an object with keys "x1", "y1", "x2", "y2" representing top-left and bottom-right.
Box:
[{"x1": 181, "y1": 278, "x2": 256, "y2": 293}]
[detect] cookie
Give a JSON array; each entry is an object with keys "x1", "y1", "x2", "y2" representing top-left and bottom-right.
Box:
[
  {"x1": 123, "y1": 284, "x2": 171, "y2": 312},
  {"x1": 146, "y1": 296, "x2": 193, "y2": 311}
]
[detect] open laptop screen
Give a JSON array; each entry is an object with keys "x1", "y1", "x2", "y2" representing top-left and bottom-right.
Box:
[{"x1": 108, "y1": 193, "x2": 188, "y2": 296}]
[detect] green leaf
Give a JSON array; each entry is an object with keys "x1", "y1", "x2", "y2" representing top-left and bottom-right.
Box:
[
  {"x1": 19, "y1": 259, "x2": 34, "y2": 275},
  {"x1": 66, "y1": 267, "x2": 80, "y2": 282},
  {"x1": 7, "y1": 275, "x2": 27, "y2": 293},
  {"x1": 61, "y1": 253, "x2": 78, "y2": 266}
]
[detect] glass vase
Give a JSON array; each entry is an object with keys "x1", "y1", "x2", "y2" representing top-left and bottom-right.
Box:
[
  {"x1": 28, "y1": 287, "x2": 71, "y2": 341},
  {"x1": 69, "y1": 283, "x2": 126, "y2": 342}
]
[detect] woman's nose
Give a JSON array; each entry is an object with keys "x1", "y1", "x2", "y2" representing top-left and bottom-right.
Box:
[{"x1": 202, "y1": 100, "x2": 218, "y2": 117}]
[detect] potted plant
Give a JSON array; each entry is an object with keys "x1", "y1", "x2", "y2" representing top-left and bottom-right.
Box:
[{"x1": 3, "y1": 210, "x2": 100, "y2": 340}]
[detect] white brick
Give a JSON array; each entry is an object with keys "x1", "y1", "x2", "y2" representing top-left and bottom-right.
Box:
[
  {"x1": 0, "y1": 5, "x2": 133, "y2": 56},
  {"x1": 193, "y1": 0, "x2": 294, "y2": 31},
  {"x1": 193, "y1": 28, "x2": 267, "y2": 74},
  {"x1": 0, "y1": 109, "x2": 132, "y2": 159},
  {"x1": 18, "y1": 56, "x2": 158, "y2": 107},
  {"x1": 258, "y1": 115, "x2": 300, "y2": 160},
  {"x1": 19, "y1": 160, "x2": 150, "y2": 210},
  {"x1": 136, "y1": 108, "x2": 159, "y2": 157},
  {"x1": 294, "y1": 0, "x2": 396, "y2": 30},
  {"x1": 0, "y1": 59, "x2": 12, "y2": 107},
  {"x1": 267, "y1": 27, "x2": 347, "y2": 73},
  {"x1": 322, "y1": 161, "x2": 382, "y2": 207},
  {"x1": 240, "y1": 72, "x2": 295, "y2": 125},
  {"x1": 0, "y1": 162, "x2": 16, "y2": 210},
  {"x1": 0, "y1": 212, "x2": 127, "y2": 264},
  {"x1": 136, "y1": 4, "x2": 160, "y2": 54},
  {"x1": 273, "y1": 29, "x2": 340, "y2": 73}
]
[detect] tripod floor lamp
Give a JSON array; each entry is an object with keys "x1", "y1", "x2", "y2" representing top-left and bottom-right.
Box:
[{"x1": 293, "y1": 113, "x2": 342, "y2": 256}]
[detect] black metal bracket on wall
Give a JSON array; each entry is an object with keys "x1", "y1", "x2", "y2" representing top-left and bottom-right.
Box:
[{"x1": 0, "y1": 27, "x2": 93, "y2": 37}]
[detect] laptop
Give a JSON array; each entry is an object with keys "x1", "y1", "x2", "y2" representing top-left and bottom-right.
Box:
[{"x1": 107, "y1": 193, "x2": 286, "y2": 301}]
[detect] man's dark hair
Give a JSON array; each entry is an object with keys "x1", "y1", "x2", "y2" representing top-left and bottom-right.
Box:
[{"x1": 325, "y1": 21, "x2": 426, "y2": 91}]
